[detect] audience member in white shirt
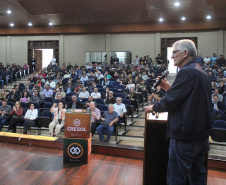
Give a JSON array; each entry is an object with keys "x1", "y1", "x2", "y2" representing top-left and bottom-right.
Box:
[
  {"x1": 23, "y1": 103, "x2": 38, "y2": 134},
  {"x1": 91, "y1": 88, "x2": 101, "y2": 99},
  {"x1": 113, "y1": 97, "x2": 127, "y2": 125},
  {"x1": 79, "y1": 87, "x2": 90, "y2": 99}
]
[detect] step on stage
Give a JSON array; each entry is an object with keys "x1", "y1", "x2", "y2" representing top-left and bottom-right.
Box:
[
  {"x1": 0, "y1": 132, "x2": 144, "y2": 159},
  {"x1": 0, "y1": 132, "x2": 225, "y2": 171}
]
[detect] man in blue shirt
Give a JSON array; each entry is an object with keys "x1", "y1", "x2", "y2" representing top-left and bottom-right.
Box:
[
  {"x1": 42, "y1": 84, "x2": 53, "y2": 98},
  {"x1": 96, "y1": 104, "x2": 118, "y2": 143},
  {"x1": 211, "y1": 53, "x2": 218, "y2": 67}
]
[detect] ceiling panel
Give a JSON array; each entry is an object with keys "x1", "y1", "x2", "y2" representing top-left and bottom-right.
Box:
[{"x1": 0, "y1": 0, "x2": 224, "y2": 29}]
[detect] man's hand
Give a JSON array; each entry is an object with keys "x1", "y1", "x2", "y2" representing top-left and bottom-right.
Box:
[
  {"x1": 156, "y1": 76, "x2": 172, "y2": 91},
  {"x1": 91, "y1": 111, "x2": 96, "y2": 117},
  {"x1": 109, "y1": 121, "x2": 114, "y2": 127},
  {"x1": 101, "y1": 118, "x2": 105, "y2": 121},
  {"x1": 144, "y1": 105, "x2": 154, "y2": 112}
]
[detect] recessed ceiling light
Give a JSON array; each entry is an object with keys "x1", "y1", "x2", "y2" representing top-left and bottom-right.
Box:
[
  {"x1": 206, "y1": 15, "x2": 211, "y2": 19},
  {"x1": 28, "y1": 22, "x2": 32, "y2": 26},
  {"x1": 181, "y1": 16, "x2": 186, "y2": 21},
  {"x1": 7, "y1": 10, "x2": 11, "y2": 14},
  {"x1": 10, "y1": 23, "x2": 14, "y2": 27},
  {"x1": 174, "y1": 2, "x2": 180, "y2": 7},
  {"x1": 49, "y1": 22, "x2": 53, "y2": 26},
  {"x1": 159, "y1": 17, "x2": 164, "y2": 22}
]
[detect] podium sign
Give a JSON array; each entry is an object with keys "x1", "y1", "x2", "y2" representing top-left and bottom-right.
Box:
[
  {"x1": 65, "y1": 109, "x2": 91, "y2": 138},
  {"x1": 63, "y1": 136, "x2": 91, "y2": 164}
]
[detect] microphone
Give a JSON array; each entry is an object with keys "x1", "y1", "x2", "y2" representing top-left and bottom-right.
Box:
[{"x1": 153, "y1": 70, "x2": 169, "y2": 88}]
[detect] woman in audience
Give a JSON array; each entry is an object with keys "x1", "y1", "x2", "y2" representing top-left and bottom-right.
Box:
[
  {"x1": 211, "y1": 81, "x2": 217, "y2": 92},
  {"x1": 127, "y1": 87, "x2": 137, "y2": 109},
  {"x1": 126, "y1": 79, "x2": 135, "y2": 90},
  {"x1": 133, "y1": 76, "x2": 140, "y2": 85},
  {"x1": 20, "y1": 91, "x2": 30, "y2": 103},
  {"x1": 102, "y1": 76, "x2": 109, "y2": 88},
  {"x1": 112, "y1": 71, "x2": 119, "y2": 80},
  {"x1": 137, "y1": 73, "x2": 143, "y2": 82},
  {"x1": 122, "y1": 76, "x2": 128, "y2": 86},
  {"x1": 71, "y1": 70, "x2": 77, "y2": 80},
  {"x1": 104, "y1": 71, "x2": 112, "y2": 79},
  {"x1": 23, "y1": 103, "x2": 38, "y2": 134},
  {"x1": 63, "y1": 71, "x2": 71, "y2": 79},
  {"x1": 102, "y1": 87, "x2": 110, "y2": 101},
  {"x1": 7, "y1": 101, "x2": 23, "y2": 133},
  {"x1": 49, "y1": 101, "x2": 66, "y2": 137}
]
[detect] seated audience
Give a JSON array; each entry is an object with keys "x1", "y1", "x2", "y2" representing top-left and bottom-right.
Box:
[
  {"x1": 105, "y1": 91, "x2": 116, "y2": 105},
  {"x1": 42, "y1": 84, "x2": 53, "y2": 98},
  {"x1": 0, "y1": 99, "x2": 12, "y2": 131},
  {"x1": 54, "y1": 93, "x2": 67, "y2": 108},
  {"x1": 148, "y1": 86, "x2": 164, "y2": 104},
  {"x1": 212, "y1": 89, "x2": 223, "y2": 102},
  {"x1": 7, "y1": 88, "x2": 20, "y2": 102},
  {"x1": 127, "y1": 87, "x2": 137, "y2": 109},
  {"x1": 7, "y1": 101, "x2": 23, "y2": 133},
  {"x1": 96, "y1": 104, "x2": 118, "y2": 143},
  {"x1": 212, "y1": 95, "x2": 224, "y2": 112},
  {"x1": 113, "y1": 97, "x2": 127, "y2": 125},
  {"x1": 20, "y1": 91, "x2": 30, "y2": 103},
  {"x1": 68, "y1": 95, "x2": 81, "y2": 109},
  {"x1": 88, "y1": 101, "x2": 101, "y2": 136},
  {"x1": 91, "y1": 88, "x2": 101, "y2": 99},
  {"x1": 49, "y1": 101, "x2": 66, "y2": 137},
  {"x1": 23, "y1": 103, "x2": 38, "y2": 134},
  {"x1": 64, "y1": 81, "x2": 75, "y2": 95},
  {"x1": 79, "y1": 87, "x2": 89, "y2": 99}
]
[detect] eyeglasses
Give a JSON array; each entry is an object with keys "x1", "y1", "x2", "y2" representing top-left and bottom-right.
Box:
[{"x1": 172, "y1": 50, "x2": 183, "y2": 54}]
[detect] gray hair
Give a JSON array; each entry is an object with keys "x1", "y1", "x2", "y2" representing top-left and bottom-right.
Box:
[
  {"x1": 116, "y1": 97, "x2": 122, "y2": 101},
  {"x1": 173, "y1": 39, "x2": 197, "y2": 59},
  {"x1": 108, "y1": 104, "x2": 114, "y2": 108}
]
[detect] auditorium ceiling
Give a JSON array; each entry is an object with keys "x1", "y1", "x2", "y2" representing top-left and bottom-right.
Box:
[{"x1": 0, "y1": 0, "x2": 226, "y2": 34}]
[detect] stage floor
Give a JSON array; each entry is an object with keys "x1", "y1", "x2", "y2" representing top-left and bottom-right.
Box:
[{"x1": 0, "y1": 142, "x2": 226, "y2": 185}]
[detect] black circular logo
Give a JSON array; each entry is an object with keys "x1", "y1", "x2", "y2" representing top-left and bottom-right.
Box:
[{"x1": 67, "y1": 143, "x2": 83, "y2": 159}]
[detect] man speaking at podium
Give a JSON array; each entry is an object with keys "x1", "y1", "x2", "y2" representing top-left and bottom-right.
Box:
[{"x1": 145, "y1": 39, "x2": 212, "y2": 185}]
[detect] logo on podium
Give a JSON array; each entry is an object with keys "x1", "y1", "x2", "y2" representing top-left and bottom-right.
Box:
[
  {"x1": 67, "y1": 143, "x2": 83, "y2": 159},
  {"x1": 73, "y1": 119, "x2": 81, "y2": 127}
]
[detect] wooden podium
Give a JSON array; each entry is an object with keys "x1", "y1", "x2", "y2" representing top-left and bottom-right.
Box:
[
  {"x1": 63, "y1": 109, "x2": 91, "y2": 164},
  {"x1": 143, "y1": 112, "x2": 208, "y2": 185},
  {"x1": 65, "y1": 109, "x2": 91, "y2": 138}
]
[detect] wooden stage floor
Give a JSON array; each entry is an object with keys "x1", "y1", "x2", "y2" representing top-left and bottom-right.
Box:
[{"x1": 0, "y1": 142, "x2": 226, "y2": 185}]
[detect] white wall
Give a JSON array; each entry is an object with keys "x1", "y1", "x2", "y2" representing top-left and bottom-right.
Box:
[
  {"x1": 0, "y1": 37, "x2": 7, "y2": 63},
  {"x1": 0, "y1": 31, "x2": 225, "y2": 67},
  {"x1": 63, "y1": 35, "x2": 106, "y2": 65}
]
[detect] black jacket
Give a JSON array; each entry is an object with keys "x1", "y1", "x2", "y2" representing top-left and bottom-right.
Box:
[
  {"x1": 212, "y1": 101, "x2": 224, "y2": 112},
  {"x1": 153, "y1": 60, "x2": 212, "y2": 140}
]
